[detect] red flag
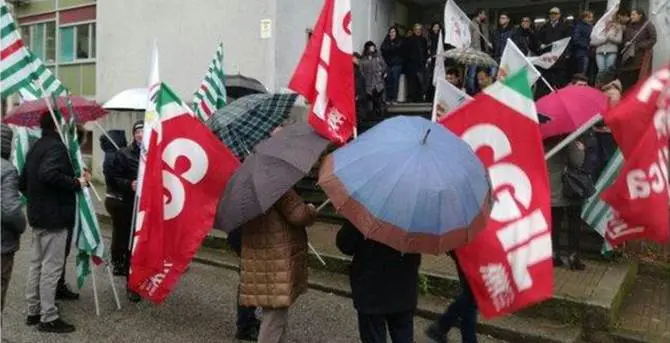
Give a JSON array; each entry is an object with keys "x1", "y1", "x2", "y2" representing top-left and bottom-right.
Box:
[
  {"x1": 288, "y1": 0, "x2": 355, "y2": 144},
  {"x1": 601, "y1": 66, "x2": 670, "y2": 246},
  {"x1": 129, "y1": 84, "x2": 240, "y2": 303},
  {"x1": 440, "y1": 71, "x2": 553, "y2": 318}
]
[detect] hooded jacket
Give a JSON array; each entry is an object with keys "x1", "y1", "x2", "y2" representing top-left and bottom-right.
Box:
[{"x1": 1, "y1": 124, "x2": 26, "y2": 254}]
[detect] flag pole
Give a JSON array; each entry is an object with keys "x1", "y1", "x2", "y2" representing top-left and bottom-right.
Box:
[
  {"x1": 90, "y1": 259, "x2": 101, "y2": 316},
  {"x1": 544, "y1": 114, "x2": 602, "y2": 160},
  {"x1": 105, "y1": 262, "x2": 122, "y2": 310},
  {"x1": 93, "y1": 121, "x2": 121, "y2": 150}
]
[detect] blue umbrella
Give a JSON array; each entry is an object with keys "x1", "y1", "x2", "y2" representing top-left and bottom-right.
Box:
[{"x1": 319, "y1": 116, "x2": 491, "y2": 254}]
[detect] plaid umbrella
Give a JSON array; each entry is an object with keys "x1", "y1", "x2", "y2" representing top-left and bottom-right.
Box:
[
  {"x1": 442, "y1": 48, "x2": 498, "y2": 68},
  {"x1": 207, "y1": 93, "x2": 298, "y2": 159}
]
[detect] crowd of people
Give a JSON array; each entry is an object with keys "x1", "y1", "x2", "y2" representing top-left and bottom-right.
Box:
[{"x1": 351, "y1": 5, "x2": 657, "y2": 114}]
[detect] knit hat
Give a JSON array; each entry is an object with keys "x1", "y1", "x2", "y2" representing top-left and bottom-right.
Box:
[
  {"x1": 132, "y1": 120, "x2": 144, "y2": 133},
  {"x1": 1, "y1": 124, "x2": 13, "y2": 159}
]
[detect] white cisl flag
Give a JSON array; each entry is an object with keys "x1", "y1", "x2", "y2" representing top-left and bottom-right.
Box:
[
  {"x1": 433, "y1": 30, "x2": 446, "y2": 87},
  {"x1": 443, "y1": 0, "x2": 471, "y2": 48},
  {"x1": 498, "y1": 39, "x2": 541, "y2": 85},
  {"x1": 432, "y1": 78, "x2": 472, "y2": 121},
  {"x1": 136, "y1": 41, "x2": 160, "y2": 197},
  {"x1": 591, "y1": 2, "x2": 619, "y2": 41},
  {"x1": 528, "y1": 37, "x2": 571, "y2": 69}
]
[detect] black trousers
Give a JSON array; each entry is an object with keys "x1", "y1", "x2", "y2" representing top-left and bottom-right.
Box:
[
  {"x1": 406, "y1": 69, "x2": 426, "y2": 103},
  {"x1": 105, "y1": 197, "x2": 134, "y2": 270},
  {"x1": 357, "y1": 310, "x2": 414, "y2": 343},
  {"x1": 437, "y1": 256, "x2": 478, "y2": 343},
  {"x1": 551, "y1": 206, "x2": 581, "y2": 255}
]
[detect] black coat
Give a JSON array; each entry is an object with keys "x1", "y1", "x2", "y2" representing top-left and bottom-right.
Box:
[
  {"x1": 493, "y1": 25, "x2": 516, "y2": 61},
  {"x1": 105, "y1": 142, "x2": 140, "y2": 202},
  {"x1": 514, "y1": 27, "x2": 540, "y2": 56},
  {"x1": 381, "y1": 36, "x2": 404, "y2": 67},
  {"x1": 537, "y1": 20, "x2": 572, "y2": 47},
  {"x1": 336, "y1": 221, "x2": 421, "y2": 314},
  {"x1": 19, "y1": 131, "x2": 81, "y2": 230},
  {"x1": 100, "y1": 130, "x2": 127, "y2": 189},
  {"x1": 404, "y1": 35, "x2": 428, "y2": 73}
]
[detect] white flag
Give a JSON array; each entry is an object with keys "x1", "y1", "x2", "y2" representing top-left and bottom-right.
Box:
[
  {"x1": 528, "y1": 37, "x2": 571, "y2": 69},
  {"x1": 498, "y1": 39, "x2": 541, "y2": 84},
  {"x1": 443, "y1": 0, "x2": 471, "y2": 49},
  {"x1": 136, "y1": 40, "x2": 160, "y2": 197},
  {"x1": 433, "y1": 31, "x2": 446, "y2": 87},
  {"x1": 591, "y1": 2, "x2": 620, "y2": 41},
  {"x1": 432, "y1": 78, "x2": 472, "y2": 120}
]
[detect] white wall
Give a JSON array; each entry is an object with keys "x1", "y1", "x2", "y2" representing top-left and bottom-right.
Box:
[
  {"x1": 96, "y1": 0, "x2": 277, "y2": 103},
  {"x1": 651, "y1": 0, "x2": 670, "y2": 71}
]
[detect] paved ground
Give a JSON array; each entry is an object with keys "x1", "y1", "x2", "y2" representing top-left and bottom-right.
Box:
[
  {"x1": 1, "y1": 231, "x2": 507, "y2": 343},
  {"x1": 615, "y1": 274, "x2": 670, "y2": 341}
]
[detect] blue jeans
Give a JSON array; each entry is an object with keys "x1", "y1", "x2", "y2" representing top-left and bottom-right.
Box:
[
  {"x1": 437, "y1": 257, "x2": 478, "y2": 343},
  {"x1": 575, "y1": 55, "x2": 590, "y2": 75},
  {"x1": 595, "y1": 52, "x2": 617, "y2": 75},
  {"x1": 385, "y1": 65, "x2": 402, "y2": 101}
]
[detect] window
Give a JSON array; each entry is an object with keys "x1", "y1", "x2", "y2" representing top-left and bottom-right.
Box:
[
  {"x1": 20, "y1": 22, "x2": 56, "y2": 63},
  {"x1": 59, "y1": 23, "x2": 96, "y2": 62}
]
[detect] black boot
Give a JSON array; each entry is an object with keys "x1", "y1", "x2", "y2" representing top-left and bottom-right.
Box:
[
  {"x1": 55, "y1": 284, "x2": 79, "y2": 301},
  {"x1": 235, "y1": 326, "x2": 259, "y2": 341},
  {"x1": 127, "y1": 290, "x2": 141, "y2": 303},
  {"x1": 425, "y1": 322, "x2": 448, "y2": 343},
  {"x1": 37, "y1": 318, "x2": 76, "y2": 333},
  {"x1": 25, "y1": 315, "x2": 40, "y2": 326},
  {"x1": 568, "y1": 253, "x2": 586, "y2": 271}
]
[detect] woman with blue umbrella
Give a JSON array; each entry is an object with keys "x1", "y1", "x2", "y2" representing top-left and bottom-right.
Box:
[{"x1": 320, "y1": 116, "x2": 491, "y2": 342}]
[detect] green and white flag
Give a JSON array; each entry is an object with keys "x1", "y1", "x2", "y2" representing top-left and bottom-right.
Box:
[
  {"x1": 58, "y1": 96, "x2": 104, "y2": 288},
  {"x1": 581, "y1": 150, "x2": 623, "y2": 254},
  {"x1": 1, "y1": 2, "x2": 66, "y2": 99},
  {"x1": 192, "y1": 42, "x2": 227, "y2": 122}
]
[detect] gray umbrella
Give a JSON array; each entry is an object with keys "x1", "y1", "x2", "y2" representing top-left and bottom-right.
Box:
[
  {"x1": 225, "y1": 74, "x2": 268, "y2": 100},
  {"x1": 214, "y1": 122, "x2": 330, "y2": 232}
]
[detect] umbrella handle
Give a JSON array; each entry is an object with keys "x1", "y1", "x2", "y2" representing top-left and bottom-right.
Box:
[{"x1": 315, "y1": 199, "x2": 331, "y2": 213}]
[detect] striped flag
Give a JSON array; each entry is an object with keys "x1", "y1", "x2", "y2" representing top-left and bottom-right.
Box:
[
  {"x1": 57, "y1": 95, "x2": 104, "y2": 288},
  {"x1": 1, "y1": 2, "x2": 65, "y2": 99},
  {"x1": 581, "y1": 150, "x2": 623, "y2": 254},
  {"x1": 192, "y1": 42, "x2": 226, "y2": 121}
]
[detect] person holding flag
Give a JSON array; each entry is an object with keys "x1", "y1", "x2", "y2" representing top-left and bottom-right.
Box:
[
  {"x1": 20, "y1": 114, "x2": 90, "y2": 333},
  {"x1": 105, "y1": 120, "x2": 144, "y2": 302}
]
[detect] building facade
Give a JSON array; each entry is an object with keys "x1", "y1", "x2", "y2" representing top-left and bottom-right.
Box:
[{"x1": 11, "y1": 0, "x2": 97, "y2": 98}]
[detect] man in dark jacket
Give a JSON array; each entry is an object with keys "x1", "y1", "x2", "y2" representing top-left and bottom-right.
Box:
[
  {"x1": 105, "y1": 120, "x2": 143, "y2": 302},
  {"x1": 1, "y1": 124, "x2": 26, "y2": 312},
  {"x1": 337, "y1": 221, "x2": 421, "y2": 343},
  {"x1": 572, "y1": 11, "x2": 594, "y2": 75},
  {"x1": 537, "y1": 7, "x2": 573, "y2": 94},
  {"x1": 492, "y1": 12, "x2": 515, "y2": 62},
  {"x1": 514, "y1": 16, "x2": 540, "y2": 56},
  {"x1": 20, "y1": 114, "x2": 89, "y2": 333},
  {"x1": 404, "y1": 23, "x2": 429, "y2": 103}
]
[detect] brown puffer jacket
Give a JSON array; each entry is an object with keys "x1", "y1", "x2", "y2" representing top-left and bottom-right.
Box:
[{"x1": 239, "y1": 189, "x2": 317, "y2": 308}]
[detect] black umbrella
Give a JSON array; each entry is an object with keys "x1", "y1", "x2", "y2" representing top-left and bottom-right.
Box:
[
  {"x1": 214, "y1": 122, "x2": 329, "y2": 232},
  {"x1": 225, "y1": 74, "x2": 268, "y2": 100}
]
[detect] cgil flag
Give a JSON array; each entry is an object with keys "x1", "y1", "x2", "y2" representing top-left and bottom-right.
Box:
[
  {"x1": 443, "y1": 0, "x2": 471, "y2": 49},
  {"x1": 192, "y1": 42, "x2": 227, "y2": 122},
  {"x1": 440, "y1": 69, "x2": 553, "y2": 318},
  {"x1": 288, "y1": 0, "x2": 355, "y2": 144},
  {"x1": 129, "y1": 82, "x2": 239, "y2": 303},
  {"x1": 600, "y1": 66, "x2": 670, "y2": 246},
  {"x1": 528, "y1": 37, "x2": 571, "y2": 70}
]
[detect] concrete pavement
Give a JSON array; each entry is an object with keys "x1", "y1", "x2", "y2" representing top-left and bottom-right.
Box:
[{"x1": 1, "y1": 232, "x2": 506, "y2": 343}]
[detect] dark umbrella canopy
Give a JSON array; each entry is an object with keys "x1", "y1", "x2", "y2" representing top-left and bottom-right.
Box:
[
  {"x1": 214, "y1": 122, "x2": 329, "y2": 232},
  {"x1": 225, "y1": 74, "x2": 268, "y2": 100},
  {"x1": 207, "y1": 93, "x2": 298, "y2": 159}
]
